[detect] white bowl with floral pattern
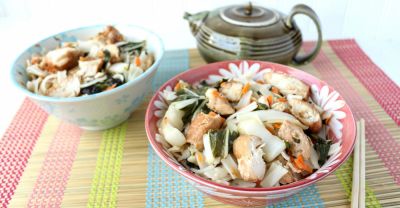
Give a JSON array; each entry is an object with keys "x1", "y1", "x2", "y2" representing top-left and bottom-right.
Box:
[
  {"x1": 145, "y1": 60, "x2": 356, "y2": 207},
  {"x1": 11, "y1": 25, "x2": 164, "y2": 130}
]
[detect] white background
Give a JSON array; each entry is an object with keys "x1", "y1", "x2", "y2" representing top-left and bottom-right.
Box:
[{"x1": 0, "y1": 0, "x2": 399, "y2": 135}]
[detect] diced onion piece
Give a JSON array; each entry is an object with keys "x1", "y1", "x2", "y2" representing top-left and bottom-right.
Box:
[
  {"x1": 155, "y1": 133, "x2": 171, "y2": 149},
  {"x1": 231, "y1": 179, "x2": 257, "y2": 188},
  {"x1": 237, "y1": 118, "x2": 286, "y2": 162},
  {"x1": 225, "y1": 101, "x2": 258, "y2": 126},
  {"x1": 178, "y1": 148, "x2": 191, "y2": 161},
  {"x1": 310, "y1": 147, "x2": 321, "y2": 169},
  {"x1": 221, "y1": 154, "x2": 240, "y2": 179},
  {"x1": 328, "y1": 142, "x2": 341, "y2": 156},
  {"x1": 162, "y1": 122, "x2": 186, "y2": 147},
  {"x1": 203, "y1": 166, "x2": 229, "y2": 181},
  {"x1": 280, "y1": 151, "x2": 290, "y2": 161},
  {"x1": 260, "y1": 161, "x2": 288, "y2": 187},
  {"x1": 235, "y1": 90, "x2": 252, "y2": 110},
  {"x1": 243, "y1": 110, "x2": 308, "y2": 130},
  {"x1": 195, "y1": 151, "x2": 207, "y2": 169}
]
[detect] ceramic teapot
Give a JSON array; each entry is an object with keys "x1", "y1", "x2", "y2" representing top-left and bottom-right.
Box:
[{"x1": 184, "y1": 3, "x2": 322, "y2": 65}]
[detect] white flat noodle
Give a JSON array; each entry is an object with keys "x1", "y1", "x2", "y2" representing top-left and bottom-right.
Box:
[
  {"x1": 26, "y1": 65, "x2": 48, "y2": 77},
  {"x1": 235, "y1": 90, "x2": 252, "y2": 110},
  {"x1": 80, "y1": 75, "x2": 107, "y2": 88},
  {"x1": 260, "y1": 161, "x2": 288, "y2": 187}
]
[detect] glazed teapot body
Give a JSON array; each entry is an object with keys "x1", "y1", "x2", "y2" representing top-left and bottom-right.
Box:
[{"x1": 184, "y1": 3, "x2": 322, "y2": 65}]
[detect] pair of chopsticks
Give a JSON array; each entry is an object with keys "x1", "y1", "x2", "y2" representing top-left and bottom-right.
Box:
[{"x1": 351, "y1": 119, "x2": 365, "y2": 208}]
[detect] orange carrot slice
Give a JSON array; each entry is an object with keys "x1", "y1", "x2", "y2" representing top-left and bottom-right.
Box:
[
  {"x1": 273, "y1": 123, "x2": 282, "y2": 129},
  {"x1": 241, "y1": 83, "x2": 251, "y2": 95},
  {"x1": 271, "y1": 86, "x2": 279, "y2": 94},
  {"x1": 294, "y1": 155, "x2": 313, "y2": 173},
  {"x1": 278, "y1": 97, "x2": 287, "y2": 102},
  {"x1": 106, "y1": 84, "x2": 117, "y2": 91},
  {"x1": 267, "y1": 95, "x2": 273, "y2": 106},
  {"x1": 135, "y1": 56, "x2": 141, "y2": 66}
]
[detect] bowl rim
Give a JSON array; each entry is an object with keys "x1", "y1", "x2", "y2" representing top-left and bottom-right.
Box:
[
  {"x1": 145, "y1": 60, "x2": 356, "y2": 194},
  {"x1": 10, "y1": 24, "x2": 165, "y2": 103}
]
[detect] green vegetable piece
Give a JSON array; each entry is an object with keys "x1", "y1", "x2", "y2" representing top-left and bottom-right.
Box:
[
  {"x1": 208, "y1": 130, "x2": 225, "y2": 158},
  {"x1": 102, "y1": 49, "x2": 111, "y2": 67},
  {"x1": 314, "y1": 137, "x2": 332, "y2": 166},
  {"x1": 284, "y1": 141, "x2": 291, "y2": 149},
  {"x1": 256, "y1": 102, "x2": 269, "y2": 110},
  {"x1": 222, "y1": 129, "x2": 239, "y2": 158},
  {"x1": 226, "y1": 130, "x2": 239, "y2": 154}
]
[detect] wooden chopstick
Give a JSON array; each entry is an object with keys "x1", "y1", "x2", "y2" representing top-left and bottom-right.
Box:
[
  {"x1": 351, "y1": 119, "x2": 365, "y2": 208},
  {"x1": 359, "y1": 119, "x2": 366, "y2": 207}
]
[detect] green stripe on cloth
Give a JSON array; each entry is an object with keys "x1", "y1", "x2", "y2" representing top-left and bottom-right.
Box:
[
  {"x1": 87, "y1": 122, "x2": 127, "y2": 208},
  {"x1": 335, "y1": 156, "x2": 381, "y2": 207}
]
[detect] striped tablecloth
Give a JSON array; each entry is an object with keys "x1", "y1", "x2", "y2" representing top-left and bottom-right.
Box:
[{"x1": 1, "y1": 40, "x2": 399, "y2": 207}]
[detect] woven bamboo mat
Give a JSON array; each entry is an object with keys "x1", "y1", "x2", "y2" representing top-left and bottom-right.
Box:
[{"x1": 1, "y1": 40, "x2": 399, "y2": 208}]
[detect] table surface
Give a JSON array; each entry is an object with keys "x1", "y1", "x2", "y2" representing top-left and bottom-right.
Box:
[
  {"x1": 1, "y1": 42, "x2": 400, "y2": 207},
  {"x1": 0, "y1": 23, "x2": 399, "y2": 137}
]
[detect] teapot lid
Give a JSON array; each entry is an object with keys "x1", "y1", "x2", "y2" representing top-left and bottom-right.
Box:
[{"x1": 220, "y1": 3, "x2": 280, "y2": 27}]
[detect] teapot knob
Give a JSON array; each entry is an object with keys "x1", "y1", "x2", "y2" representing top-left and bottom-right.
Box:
[{"x1": 183, "y1": 11, "x2": 209, "y2": 36}]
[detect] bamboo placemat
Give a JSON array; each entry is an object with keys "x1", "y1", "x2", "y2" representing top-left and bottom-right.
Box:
[{"x1": 1, "y1": 40, "x2": 399, "y2": 207}]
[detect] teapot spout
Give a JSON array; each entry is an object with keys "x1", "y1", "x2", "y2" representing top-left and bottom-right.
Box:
[{"x1": 183, "y1": 11, "x2": 209, "y2": 36}]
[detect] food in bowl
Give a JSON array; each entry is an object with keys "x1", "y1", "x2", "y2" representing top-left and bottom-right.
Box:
[
  {"x1": 12, "y1": 24, "x2": 164, "y2": 130},
  {"x1": 25, "y1": 25, "x2": 154, "y2": 97},
  {"x1": 155, "y1": 68, "x2": 339, "y2": 188}
]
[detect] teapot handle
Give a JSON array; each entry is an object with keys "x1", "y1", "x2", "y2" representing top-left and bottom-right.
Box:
[{"x1": 285, "y1": 4, "x2": 322, "y2": 65}]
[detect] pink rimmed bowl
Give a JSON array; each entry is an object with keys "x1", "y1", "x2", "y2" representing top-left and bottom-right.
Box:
[{"x1": 145, "y1": 60, "x2": 356, "y2": 207}]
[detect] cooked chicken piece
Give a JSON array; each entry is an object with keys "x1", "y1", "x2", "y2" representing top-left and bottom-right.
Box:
[
  {"x1": 264, "y1": 72, "x2": 310, "y2": 99},
  {"x1": 277, "y1": 121, "x2": 313, "y2": 160},
  {"x1": 288, "y1": 99, "x2": 322, "y2": 133},
  {"x1": 42, "y1": 47, "x2": 80, "y2": 72},
  {"x1": 94, "y1": 26, "x2": 124, "y2": 44},
  {"x1": 186, "y1": 112, "x2": 225, "y2": 150},
  {"x1": 30, "y1": 56, "x2": 42, "y2": 65},
  {"x1": 279, "y1": 169, "x2": 302, "y2": 184},
  {"x1": 233, "y1": 135, "x2": 266, "y2": 182},
  {"x1": 140, "y1": 52, "x2": 154, "y2": 70},
  {"x1": 78, "y1": 58, "x2": 103, "y2": 77},
  {"x1": 271, "y1": 102, "x2": 289, "y2": 112},
  {"x1": 271, "y1": 155, "x2": 301, "y2": 184},
  {"x1": 219, "y1": 81, "x2": 244, "y2": 102},
  {"x1": 205, "y1": 88, "x2": 235, "y2": 115},
  {"x1": 98, "y1": 44, "x2": 121, "y2": 64}
]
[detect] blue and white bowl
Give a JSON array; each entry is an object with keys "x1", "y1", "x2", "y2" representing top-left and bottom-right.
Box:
[{"x1": 11, "y1": 25, "x2": 164, "y2": 130}]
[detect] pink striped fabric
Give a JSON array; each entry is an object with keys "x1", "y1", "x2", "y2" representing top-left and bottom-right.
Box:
[
  {"x1": 329, "y1": 39, "x2": 400, "y2": 126},
  {"x1": 28, "y1": 122, "x2": 82, "y2": 207},
  {"x1": 0, "y1": 99, "x2": 48, "y2": 207},
  {"x1": 306, "y1": 42, "x2": 400, "y2": 185}
]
